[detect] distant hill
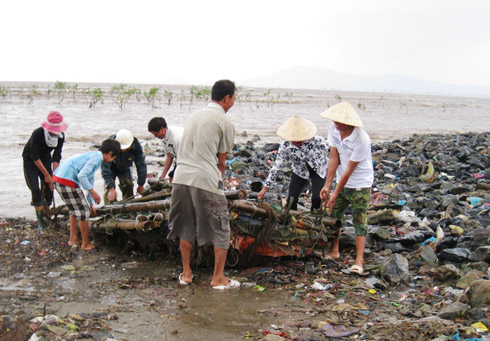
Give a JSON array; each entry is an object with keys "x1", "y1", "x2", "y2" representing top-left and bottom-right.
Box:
[{"x1": 241, "y1": 66, "x2": 490, "y2": 98}]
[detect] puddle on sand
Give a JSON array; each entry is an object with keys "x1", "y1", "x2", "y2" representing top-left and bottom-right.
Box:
[{"x1": 0, "y1": 278, "x2": 36, "y2": 292}]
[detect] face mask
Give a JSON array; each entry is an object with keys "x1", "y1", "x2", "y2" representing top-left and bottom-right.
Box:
[{"x1": 44, "y1": 129, "x2": 60, "y2": 148}]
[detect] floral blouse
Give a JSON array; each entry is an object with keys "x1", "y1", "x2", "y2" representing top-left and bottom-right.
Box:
[{"x1": 264, "y1": 135, "x2": 329, "y2": 188}]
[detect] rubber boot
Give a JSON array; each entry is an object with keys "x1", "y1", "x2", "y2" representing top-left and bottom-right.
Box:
[{"x1": 36, "y1": 210, "x2": 47, "y2": 230}]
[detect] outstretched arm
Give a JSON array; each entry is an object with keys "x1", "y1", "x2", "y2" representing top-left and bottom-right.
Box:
[
  {"x1": 320, "y1": 147, "x2": 339, "y2": 203},
  {"x1": 160, "y1": 153, "x2": 174, "y2": 180}
]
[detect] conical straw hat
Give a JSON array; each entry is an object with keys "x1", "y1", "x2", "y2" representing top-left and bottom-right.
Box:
[
  {"x1": 320, "y1": 101, "x2": 363, "y2": 127},
  {"x1": 276, "y1": 115, "x2": 317, "y2": 141}
]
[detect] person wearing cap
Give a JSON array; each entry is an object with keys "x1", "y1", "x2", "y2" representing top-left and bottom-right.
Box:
[
  {"x1": 101, "y1": 129, "x2": 147, "y2": 204},
  {"x1": 319, "y1": 101, "x2": 374, "y2": 276},
  {"x1": 147, "y1": 117, "x2": 183, "y2": 183},
  {"x1": 22, "y1": 111, "x2": 67, "y2": 229},
  {"x1": 167, "y1": 79, "x2": 240, "y2": 290},
  {"x1": 258, "y1": 115, "x2": 329, "y2": 211}
]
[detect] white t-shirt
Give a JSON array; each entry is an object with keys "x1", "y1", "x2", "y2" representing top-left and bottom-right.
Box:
[
  {"x1": 328, "y1": 125, "x2": 374, "y2": 188},
  {"x1": 162, "y1": 126, "x2": 183, "y2": 159},
  {"x1": 173, "y1": 103, "x2": 235, "y2": 195}
]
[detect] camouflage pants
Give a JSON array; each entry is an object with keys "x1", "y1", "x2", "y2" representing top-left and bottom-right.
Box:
[
  {"x1": 331, "y1": 187, "x2": 371, "y2": 237},
  {"x1": 104, "y1": 176, "x2": 134, "y2": 205}
]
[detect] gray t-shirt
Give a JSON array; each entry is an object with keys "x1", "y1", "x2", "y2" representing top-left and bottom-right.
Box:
[{"x1": 173, "y1": 103, "x2": 235, "y2": 195}]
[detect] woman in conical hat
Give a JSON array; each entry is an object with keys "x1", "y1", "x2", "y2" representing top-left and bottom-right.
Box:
[
  {"x1": 319, "y1": 102, "x2": 374, "y2": 276},
  {"x1": 258, "y1": 115, "x2": 329, "y2": 211},
  {"x1": 22, "y1": 111, "x2": 68, "y2": 230}
]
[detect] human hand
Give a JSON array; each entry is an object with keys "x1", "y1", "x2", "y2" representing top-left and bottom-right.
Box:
[
  {"x1": 90, "y1": 205, "x2": 97, "y2": 217},
  {"x1": 169, "y1": 177, "x2": 173, "y2": 184},
  {"x1": 320, "y1": 186, "x2": 330, "y2": 204},
  {"x1": 326, "y1": 192, "x2": 338, "y2": 210},
  {"x1": 137, "y1": 185, "x2": 145, "y2": 195},
  {"x1": 45, "y1": 174, "x2": 54, "y2": 191},
  {"x1": 92, "y1": 191, "x2": 101, "y2": 205},
  {"x1": 258, "y1": 187, "x2": 268, "y2": 200},
  {"x1": 107, "y1": 188, "x2": 117, "y2": 201}
]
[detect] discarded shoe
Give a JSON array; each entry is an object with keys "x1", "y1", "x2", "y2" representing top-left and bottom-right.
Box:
[
  {"x1": 349, "y1": 265, "x2": 364, "y2": 275},
  {"x1": 212, "y1": 278, "x2": 240, "y2": 290},
  {"x1": 178, "y1": 273, "x2": 192, "y2": 285}
]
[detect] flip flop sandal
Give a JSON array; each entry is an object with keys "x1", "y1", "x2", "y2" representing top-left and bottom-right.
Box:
[
  {"x1": 178, "y1": 273, "x2": 192, "y2": 285},
  {"x1": 341, "y1": 265, "x2": 370, "y2": 276},
  {"x1": 212, "y1": 278, "x2": 241, "y2": 290}
]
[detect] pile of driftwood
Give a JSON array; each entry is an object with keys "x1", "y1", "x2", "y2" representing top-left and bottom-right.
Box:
[{"x1": 53, "y1": 182, "x2": 341, "y2": 259}]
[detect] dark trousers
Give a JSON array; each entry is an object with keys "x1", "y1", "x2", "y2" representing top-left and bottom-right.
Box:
[
  {"x1": 23, "y1": 160, "x2": 53, "y2": 207},
  {"x1": 287, "y1": 164, "x2": 325, "y2": 211}
]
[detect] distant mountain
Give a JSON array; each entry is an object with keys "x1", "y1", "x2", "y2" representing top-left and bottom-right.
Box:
[{"x1": 241, "y1": 66, "x2": 490, "y2": 98}]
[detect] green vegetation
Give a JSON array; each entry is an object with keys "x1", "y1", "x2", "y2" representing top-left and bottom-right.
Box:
[
  {"x1": 55, "y1": 81, "x2": 67, "y2": 103},
  {"x1": 89, "y1": 88, "x2": 104, "y2": 108},
  {"x1": 283, "y1": 92, "x2": 293, "y2": 102},
  {"x1": 0, "y1": 85, "x2": 9, "y2": 99},
  {"x1": 1, "y1": 83, "x2": 308, "y2": 110},
  {"x1": 144, "y1": 87, "x2": 160, "y2": 108},
  {"x1": 71, "y1": 84, "x2": 79, "y2": 101},
  {"x1": 111, "y1": 83, "x2": 141, "y2": 110},
  {"x1": 163, "y1": 89, "x2": 173, "y2": 105},
  {"x1": 195, "y1": 87, "x2": 211, "y2": 101}
]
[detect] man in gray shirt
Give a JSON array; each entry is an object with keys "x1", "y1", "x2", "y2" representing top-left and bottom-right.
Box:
[{"x1": 167, "y1": 80, "x2": 239, "y2": 290}]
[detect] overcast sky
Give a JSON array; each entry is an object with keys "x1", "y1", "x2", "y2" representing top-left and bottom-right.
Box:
[{"x1": 1, "y1": 0, "x2": 490, "y2": 87}]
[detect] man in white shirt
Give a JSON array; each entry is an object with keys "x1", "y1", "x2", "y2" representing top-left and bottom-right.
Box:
[
  {"x1": 167, "y1": 80, "x2": 240, "y2": 290},
  {"x1": 148, "y1": 117, "x2": 183, "y2": 183},
  {"x1": 320, "y1": 101, "x2": 374, "y2": 276}
]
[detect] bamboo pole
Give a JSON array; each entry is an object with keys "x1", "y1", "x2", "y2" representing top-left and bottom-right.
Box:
[
  {"x1": 128, "y1": 190, "x2": 171, "y2": 203},
  {"x1": 90, "y1": 220, "x2": 161, "y2": 230},
  {"x1": 96, "y1": 200, "x2": 171, "y2": 215},
  {"x1": 229, "y1": 201, "x2": 341, "y2": 228}
]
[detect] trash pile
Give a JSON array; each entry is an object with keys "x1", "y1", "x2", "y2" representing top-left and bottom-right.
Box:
[
  {"x1": 2, "y1": 131, "x2": 488, "y2": 340},
  {"x1": 229, "y1": 131, "x2": 490, "y2": 340}
]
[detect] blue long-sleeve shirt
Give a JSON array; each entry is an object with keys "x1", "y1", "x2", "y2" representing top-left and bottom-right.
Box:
[{"x1": 53, "y1": 151, "x2": 103, "y2": 204}]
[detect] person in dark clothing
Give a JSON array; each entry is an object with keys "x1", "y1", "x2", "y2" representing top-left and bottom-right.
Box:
[
  {"x1": 23, "y1": 111, "x2": 67, "y2": 229},
  {"x1": 101, "y1": 129, "x2": 147, "y2": 204}
]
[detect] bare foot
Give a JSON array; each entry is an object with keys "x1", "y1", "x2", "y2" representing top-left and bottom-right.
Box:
[
  {"x1": 81, "y1": 242, "x2": 95, "y2": 251},
  {"x1": 328, "y1": 252, "x2": 340, "y2": 259},
  {"x1": 68, "y1": 239, "x2": 82, "y2": 247}
]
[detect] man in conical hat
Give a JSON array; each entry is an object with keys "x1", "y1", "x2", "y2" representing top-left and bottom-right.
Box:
[
  {"x1": 258, "y1": 115, "x2": 329, "y2": 211},
  {"x1": 320, "y1": 102, "x2": 373, "y2": 275}
]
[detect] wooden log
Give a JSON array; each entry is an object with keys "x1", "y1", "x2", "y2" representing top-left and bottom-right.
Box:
[
  {"x1": 128, "y1": 190, "x2": 171, "y2": 203},
  {"x1": 225, "y1": 189, "x2": 248, "y2": 200},
  {"x1": 229, "y1": 201, "x2": 341, "y2": 228},
  {"x1": 90, "y1": 220, "x2": 161, "y2": 230},
  {"x1": 96, "y1": 200, "x2": 171, "y2": 215},
  {"x1": 126, "y1": 189, "x2": 247, "y2": 204}
]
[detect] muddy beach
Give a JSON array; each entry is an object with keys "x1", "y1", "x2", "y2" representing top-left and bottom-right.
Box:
[{"x1": 0, "y1": 82, "x2": 489, "y2": 340}]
